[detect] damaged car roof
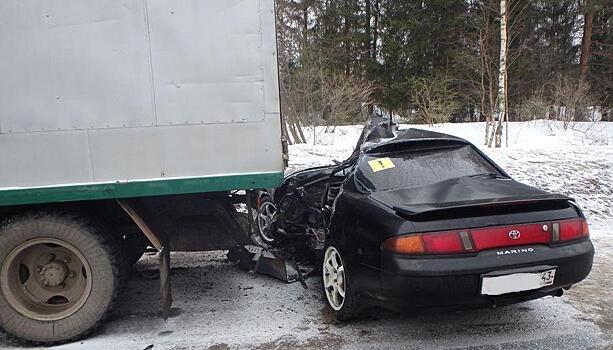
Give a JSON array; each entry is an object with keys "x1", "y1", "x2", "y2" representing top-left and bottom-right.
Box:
[
  {"x1": 354, "y1": 116, "x2": 469, "y2": 155},
  {"x1": 364, "y1": 128, "x2": 470, "y2": 154}
]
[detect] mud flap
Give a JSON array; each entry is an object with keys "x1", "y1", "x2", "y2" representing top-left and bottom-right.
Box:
[
  {"x1": 227, "y1": 245, "x2": 313, "y2": 288},
  {"x1": 159, "y1": 245, "x2": 172, "y2": 320}
]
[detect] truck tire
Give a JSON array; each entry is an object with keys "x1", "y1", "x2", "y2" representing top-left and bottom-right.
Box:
[{"x1": 0, "y1": 211, "x2": 125, "y2": 344}]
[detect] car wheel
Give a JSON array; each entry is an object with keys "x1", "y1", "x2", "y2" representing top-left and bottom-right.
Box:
[
  {"x1": 256, "y1": 195, "x2": 277, "y2": 245},
  {"x1": 322, "y1": 244, "x2": 363, "y2": 321}
]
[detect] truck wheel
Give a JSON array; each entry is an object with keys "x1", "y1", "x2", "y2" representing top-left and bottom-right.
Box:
[{"x1": 0, "y1": 211, "x2": 125, "y2": 344}]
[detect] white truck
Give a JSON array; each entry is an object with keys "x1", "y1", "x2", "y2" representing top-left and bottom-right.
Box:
[{"x1": 0, "y1": 0, "x2": 284, "y2": 343}]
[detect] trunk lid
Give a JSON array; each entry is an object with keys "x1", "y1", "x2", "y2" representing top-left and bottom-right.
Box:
[{"x1": 369, "y1": 177, "x2": 572, "y2": 220}]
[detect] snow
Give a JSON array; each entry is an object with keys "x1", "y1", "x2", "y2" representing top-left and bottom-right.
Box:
[
  {"x1": 290, "y1": 120, "x2": 613, "y2": 223},
  {"x1": 298, "y1": 120, "x2": 613, "y2": 152},
  {"x1": 400, "y1": 120, "x2": 613, "y2": 148}
]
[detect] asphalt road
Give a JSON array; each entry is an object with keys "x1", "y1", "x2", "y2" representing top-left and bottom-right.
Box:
[{"x1": 1, "y1": 238, "x2": 611, "y2": 350}]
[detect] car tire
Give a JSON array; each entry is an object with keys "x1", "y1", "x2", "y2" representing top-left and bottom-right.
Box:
[
  {"x1": 255, "y1": 195, "x2": 278, "y2": 246},
  {"x1": 322, "y1": 244, "x2": 364, "y2": 321},
  {"x1": 0, "y1": 211, "x2": 125, "y2": 344}
]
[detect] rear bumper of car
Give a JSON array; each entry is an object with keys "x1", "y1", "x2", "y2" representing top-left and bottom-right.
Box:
[{"x1": 356, "y1": 239, "x2": 594, "y2": 309}]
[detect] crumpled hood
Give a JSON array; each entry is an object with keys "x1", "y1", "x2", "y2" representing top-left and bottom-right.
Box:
[{"x1": 369, "y1": 177, "x2": 571, "y2": 216}]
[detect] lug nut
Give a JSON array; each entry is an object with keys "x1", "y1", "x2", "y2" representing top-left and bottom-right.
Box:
[
  {"x1": 48, "y1": 254, "x2": 56, "y2": 261},
  {"x1": 69, "y1": 271, "x2": 76, "y2": 278},
  {"x1": 64, "y1": 256, "x2": 71, "y2": 263}
]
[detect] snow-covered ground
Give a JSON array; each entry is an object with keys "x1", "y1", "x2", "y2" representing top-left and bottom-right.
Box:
[
  {"x1": 292, "y1": 120, "x2": 613, "y2": 221},
  {"x1": 1, "y1": 120, "x2": 611, "y2": 349}
]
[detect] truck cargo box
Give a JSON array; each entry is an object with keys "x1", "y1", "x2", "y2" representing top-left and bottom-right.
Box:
[{"x1": 0, "y1": 0, "x2": 284, "y2": 206}]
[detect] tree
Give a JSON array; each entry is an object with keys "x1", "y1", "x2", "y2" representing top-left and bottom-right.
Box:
[
  {"x1": 275, "y1": 0, "x2": 611, "y2": 129},
  {"x1": 580, "y1": 0, "x2": 595, "y2": 81},
  {"x1": 376, "y1": 0, "x2": 470, "y2": 115},
  {"x1": 465, "y1": 0, "x2": 500, "y2": 144},
  {"x1": 492, "y1": 0, "x2": 509, "y2": 148},
  {"x1": 588, "y1": 0, "x2": 612, "y2": 116},
  {"x1": 410, "y1": 75, "x2": 460, "y2": 126}
]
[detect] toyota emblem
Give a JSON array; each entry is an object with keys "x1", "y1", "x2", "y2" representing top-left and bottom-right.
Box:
[{"x1": 508, "y1": 230, "x2": 521, "y2": 240}]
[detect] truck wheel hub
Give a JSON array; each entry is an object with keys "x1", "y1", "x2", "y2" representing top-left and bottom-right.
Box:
[
  {"x1": 1, "y1": 238, "x2": 93, "y2": 321},
  {"x1": 39, "y1": 260, "x2": 68, "y2": 287}
]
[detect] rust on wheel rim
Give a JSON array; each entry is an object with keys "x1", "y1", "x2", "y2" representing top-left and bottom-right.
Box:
[{"x1": 0, "y1": 238, "x2": 92, "y2": 321}]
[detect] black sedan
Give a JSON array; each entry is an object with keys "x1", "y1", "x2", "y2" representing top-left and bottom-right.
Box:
[{"x1": 256, "y1": 116, "x2": 594, "y2": 320}]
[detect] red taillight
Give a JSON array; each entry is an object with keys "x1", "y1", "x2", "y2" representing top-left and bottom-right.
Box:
[
  {"x1": 422, "y1": 231, "x2": 465, "y2": 253},
  {"x1": 383, "y1": 219, "x2": 589, "y2": 255},
  {"x1": 471, "y1": 223, "x2": 551, "y2": 251},
  {"x1": 559, "y1": 219, "x2": 589, "y2": 241},
  {"x1": 383, "y1": 231, "x2": 468, "y2": 255},
  {"x1": 582, "y1": 220, "x2": 590, "y2": 237}
]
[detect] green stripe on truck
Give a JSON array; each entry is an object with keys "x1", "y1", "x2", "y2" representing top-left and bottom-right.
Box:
[{"x1": 0, "y1": 172, "x2": 284, "y2": 206}]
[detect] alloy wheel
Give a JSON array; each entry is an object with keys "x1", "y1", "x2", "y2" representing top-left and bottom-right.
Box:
[
  {"x1": 323, "y1": 246, "x2": 346, "y2": 311},
  {"x1": 257, "y1": 201, "x2": 277, "y2": 243}
]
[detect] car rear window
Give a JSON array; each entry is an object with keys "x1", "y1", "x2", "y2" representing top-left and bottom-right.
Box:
[{"x1": 355, "y1": 145, "x2": 499, "y2": 191}]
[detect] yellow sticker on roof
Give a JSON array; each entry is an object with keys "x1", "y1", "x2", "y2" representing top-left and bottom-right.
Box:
[{"x1": 368, "y1": 157, "x2": 396, "y2": 172}]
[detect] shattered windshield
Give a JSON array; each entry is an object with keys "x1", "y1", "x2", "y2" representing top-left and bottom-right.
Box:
[{"x1": 355, "y1": 145, "x2": 500, "y2": 192}]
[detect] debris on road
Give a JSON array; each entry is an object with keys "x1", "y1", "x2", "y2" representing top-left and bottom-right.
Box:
[{"x1": 227, "y1": 245, "x2": 316, "y2": 287}]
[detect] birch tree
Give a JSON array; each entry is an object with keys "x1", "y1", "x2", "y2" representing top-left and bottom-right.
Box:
[{"x1": 489, "y1": 0, "x2": 508, "y2": 148}]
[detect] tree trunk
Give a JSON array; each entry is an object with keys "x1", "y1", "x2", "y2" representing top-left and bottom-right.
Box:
[
  {"x1": 285, "y1": 115, "x2": 300, "y2": 144},
  {"x1": 479, "y1": 28, "x2": 489, "y2": 145},
  {"x1": 505, "y1": 65, "x2": 509, "y2": 147},
  {"x1": 302, "y1": 1, "x2": 309, "y2": 51},
  {"x1": 366, "y1": 0, "x2": 372, "y2": 58},
  {"x1": 579, "y1": 0, "x2": 594, "y2": 82},
  {"x1": 372, "y1": 0, "x2": 380, "y2": 60},
  {"x1": 494, "y1": 0, "x2": 508, "y2": 148},
  {"x1": 281, "y1": 115, "x2": 293, "y2": 145}
]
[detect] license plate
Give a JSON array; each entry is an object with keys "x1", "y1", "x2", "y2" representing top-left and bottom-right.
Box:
[{"x1": 481, "y1": 269, "x2": 556, "y2": 296}]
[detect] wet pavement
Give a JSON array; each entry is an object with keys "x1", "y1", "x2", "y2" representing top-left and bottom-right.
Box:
[{"x1": 1, "y1": 237, "x2": 610, "y2": 350}]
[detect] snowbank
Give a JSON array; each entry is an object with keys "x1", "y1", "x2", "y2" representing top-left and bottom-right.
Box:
[{"x1": 289, "y1": 121, "x2": 613, "y2": 222}]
